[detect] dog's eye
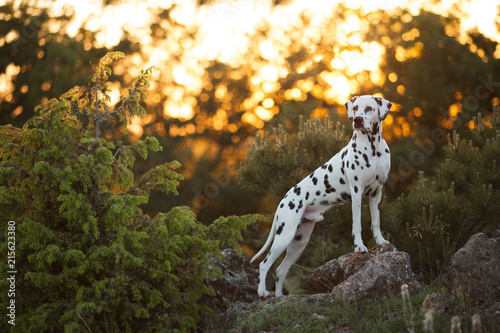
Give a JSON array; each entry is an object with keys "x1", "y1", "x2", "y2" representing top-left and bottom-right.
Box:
[
  {"x1": 353, "y1": 105, "x2": 358, "y2": 111},
  {"x1": 365, "y1": 106, "x2": 373, "y2": 112}
]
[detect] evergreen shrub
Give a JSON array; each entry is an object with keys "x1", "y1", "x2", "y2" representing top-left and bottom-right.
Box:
[
  {"x1": 386, "y1": 106, "x2": 500, "y2": 279},
  {"x1": 0, "y1": 52, "x2": 262, "y2": 332}
]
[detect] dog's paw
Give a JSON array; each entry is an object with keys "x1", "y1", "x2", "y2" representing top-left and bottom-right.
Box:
[
  {"x1": 258, "y1": 290, "x2": 271, "y2": 298},
  {"x1": 354, "y1": 244, "x2": 368, "y2": 253},
  {"x1": 376, "y1": 238, "x2": 390, "y2": 246}
]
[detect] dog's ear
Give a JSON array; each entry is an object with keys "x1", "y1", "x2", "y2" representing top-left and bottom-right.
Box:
[
  {"x1": 374, "y1": 97, "x2": 392, "y2": 120},
  {"x1": 345, "y1": 96, "x2": 358, "y2": 120}
]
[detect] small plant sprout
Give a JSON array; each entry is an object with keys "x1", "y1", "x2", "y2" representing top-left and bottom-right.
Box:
[
  {"x1": 471, "y1": 313, "x2": 481, "y2": 332},
  {"x1": 451, "y1": 316, "x2": 461, "y2": 333},
  {"x1": 401, "y1": 284, "x2": 415, "y2": 333},
  {"x1": 423, "y1": 310, "x2": 434, "y2": 333}
]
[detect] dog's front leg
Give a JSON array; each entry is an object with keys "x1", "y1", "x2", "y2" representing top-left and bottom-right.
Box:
[
  {"x1": 351, "y1": 190, "x2": 368, "y2": 253},
  {"x1": 369, "y1": 188, "x2": 389, "y2": 245}
]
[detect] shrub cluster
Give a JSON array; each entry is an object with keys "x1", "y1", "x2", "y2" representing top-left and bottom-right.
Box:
[{"x1": 0, "y1": 52, "x2": 261, "y2": 332}]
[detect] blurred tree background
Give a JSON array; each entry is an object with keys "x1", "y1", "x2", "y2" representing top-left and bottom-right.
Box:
[{"x1": 1, "y1": 0, "x2": 499, "y2": 250}]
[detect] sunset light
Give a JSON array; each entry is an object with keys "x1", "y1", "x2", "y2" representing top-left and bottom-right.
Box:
[{"x1": 2, "y1": 0, "x2": 500, "y2": 140}]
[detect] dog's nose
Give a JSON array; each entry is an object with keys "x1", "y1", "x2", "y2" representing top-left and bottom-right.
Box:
[{"x1": 354, "y1": 117, "x2": 364, "y2": 128}]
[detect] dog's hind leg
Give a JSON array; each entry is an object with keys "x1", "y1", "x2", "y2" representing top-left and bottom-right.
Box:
[
  {"x1": 257, "y1": 216, "x2": 301, "y2": 297},
  {"x1": 275, "y1": 220, "x2": 315, "y2": 297}
]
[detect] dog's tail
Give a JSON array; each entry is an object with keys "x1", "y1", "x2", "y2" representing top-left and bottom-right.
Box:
[{"x1": 250, "y1": 214, "x2": 277, "y2": 263}]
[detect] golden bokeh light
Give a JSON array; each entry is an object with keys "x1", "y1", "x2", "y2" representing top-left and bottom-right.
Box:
[{"x1": 3, "y1": 0, "x2": 500, "y2": 143}]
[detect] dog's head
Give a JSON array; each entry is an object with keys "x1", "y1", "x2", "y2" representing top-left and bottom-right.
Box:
[{"x1": 344, "y1": 95, "x2": 392, "y2": 133}]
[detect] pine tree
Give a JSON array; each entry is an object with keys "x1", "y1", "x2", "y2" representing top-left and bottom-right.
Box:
[
  {"x1": 385, "y1": 105, "x2": 500, "y2": 279},
  {"x1": 0, "y1": 52, "x2": 262, "y2": 332}
]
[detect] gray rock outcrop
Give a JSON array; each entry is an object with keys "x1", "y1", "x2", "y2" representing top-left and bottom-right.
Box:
[
  {"x1": 448, "y1": 232, "x2": 500, "y2": 302},
  {"x1": 308, "y1": 243, "x2": 422, "y2": 300}
]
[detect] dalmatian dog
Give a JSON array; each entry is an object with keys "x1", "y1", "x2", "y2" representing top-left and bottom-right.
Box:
[{"x1": 251, "y1": 95, "x2": 393, "y2": 298}]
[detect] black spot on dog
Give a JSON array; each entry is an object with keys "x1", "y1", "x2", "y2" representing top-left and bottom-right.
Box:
[
  {"x1": 316, "y1": 191, "x2": 321, "y2": 196},
  {"x1": 294, "y1": 234, "x2": 303, "y2": 241},
  {"x1": 354, "y1": 176, "x2": 358, "y2": 181},
  {"x1": 309, "y1": 172, "x2": 315, "y2": 179},
  {"x1": 355, "y1": 160, "x2": 360, "y2": 166},
  {"x1": 346, "y1": 161, "x2": 349, "y2": 168},
  {"x1": 305, "y1": 192, "x2": 310, "y2": 200},
  {"x1": 352, "y1": 142, "x2": 357, "y2": 149},
  {"x1": 351, "y1": 164, "x2": 355, "y2": 170},
  {"x1": 385, "y1": 148, "x2": 389, "y2": 154},
  {"x1": 341, "y1": 167, "x2": 345, "y2": 175},
  {"x1": 371, "y1": 190, "x2": 378, "y2": 198},
  {"x1": 341, "y1": 192, "x2": 351, "y2": 201},
  {"x1": 341, "y1": 150, "x2": 347, "y2": 159},
  {"x1": 377, "y1": 151, "x2": 381, "y2": 157},
  {"x1": 312, "y1": 177, "x2": 318, "y2": 185},
  {"x1": 298, "y1": 200, "x2": 303, "y2": 209},
  {"x1": 276, "y1": 276, "x2": 279, "y2": 282},
  {"x1": 371, "y1": 122, "x2": 379, "y2": 135},
  {"x1": 365, "y1": 106, "x2": 373, "y2": 112},
  {"x1": 320, "y1": 200, "x2": 329, "y2": 206},
  {"x1": 362, "y1": 154, "x2": 369, "y2": 164},
  {"x1": 374, "y1": 97, "x2": 383, "y2": 106},
  {"x1": 376, "y1": 175, "x2": 379, "y2": 180},
  {"x1": 276, "y1": 222, "x2": 285, "y2": 235},
  {"x1": 326, "y1": 187, "x2": 336, "y2": 193},
  {"x1": 293, "y1": 186, "x2": 301, "y2": 196},
  {"x1": 353, "y1": 105, "x2": 358, "y2": 111},
  {"x1": 288, "y1": 201, "x2": 295, "y2": 210},
  {"x1": 339, "y1": 178, "x2": 345, "y2": 184},
  {"x1": 328, "y1": 164, "x2": 333, "y2": 172},
  {"x1": 354, "y1": 186, "x2": 358, "y2": 193},
  {"x1": 263, "y1": 257, "x2": 268, "y2": 264},
  {"x1": 366, "y1": 163, "x2": 371, "y2": 168},
  {"x1": 280, "y1": 203, "x2": 284, "y2": 208}
]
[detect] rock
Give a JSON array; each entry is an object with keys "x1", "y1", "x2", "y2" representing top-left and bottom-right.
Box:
[
  {"x1": 308, "y1": 243, "x2": 422, "y2": 300},
  {"x1": 421, "y1": 292, "x2": 448, "y2": 313},
  {"x1": 449, "y1": 232, "x2": 500, "y2": 302},
  {"x1": 202, "y1": 249, "x2": 273, "y2": 313}
]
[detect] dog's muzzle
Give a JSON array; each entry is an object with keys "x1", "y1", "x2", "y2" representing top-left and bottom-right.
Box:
[{"x1": 353, "y1": 117, "x2": 364, "y2": 130}]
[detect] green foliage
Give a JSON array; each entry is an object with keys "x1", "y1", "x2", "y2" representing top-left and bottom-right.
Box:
[
  {"x1": 0, "y1": 53, "x2": 261, "y2": 332},
  {"x1": 240, "y1": 115, "x2": 349, "y2": 199},
  {"x1": 386, "y1": 105, "x2": 500, "y2": 279}
]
